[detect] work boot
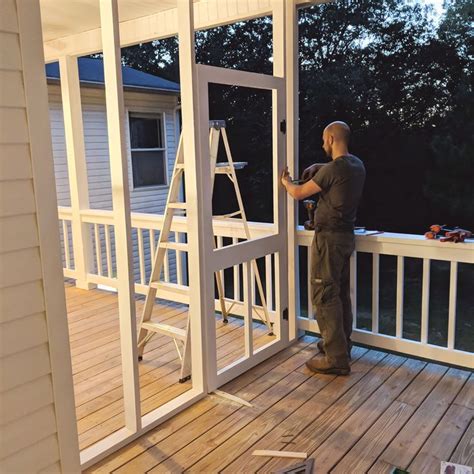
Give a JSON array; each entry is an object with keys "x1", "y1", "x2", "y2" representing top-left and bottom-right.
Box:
[
  {"x1": 316, "y1": 339, "x2": 352, "y2": 360},
  {"x1": 305, "y1": 356, "x2": 350, "y2": 376}
]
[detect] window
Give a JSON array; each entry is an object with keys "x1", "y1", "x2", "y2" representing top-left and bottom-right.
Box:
[{"x1": 129, "y1": 113, "x2": 167, "y2": 188}]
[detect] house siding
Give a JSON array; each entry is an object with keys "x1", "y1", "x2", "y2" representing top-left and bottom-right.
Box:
[
  {"x1": 48, "y1": 85, "x2": 180, "y2": 283},
  {"x1": 0, "y1": 1, "x2": 76, "y2": 471}
]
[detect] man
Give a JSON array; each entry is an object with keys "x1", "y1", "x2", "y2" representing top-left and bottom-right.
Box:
[{"x1": 281, "y1": 121, "x2": 366, "y2": 375}]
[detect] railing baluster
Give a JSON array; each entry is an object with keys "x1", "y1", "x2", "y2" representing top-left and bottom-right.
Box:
[
  {"x1": 396, "y1": 256, "x2": 404, "y2": 338},
  {"x1": 233, "y1": 237, "x2": 240, "y2": 301},
  {"x1": 307, "y1": 246, "x2": 312, "y2": 320},
  {"x1": 105, "y1": 224, "x2": 113, "y2": 277},
  {"x1": 62, "y1": 220, "x2": 71, "y2": 269},
  {"x1": 175, "y1": 231, "x2": 182, "y2": 285},
  {"x1": 217, "y1": 236, "x2": 225, "y2": 290},
  {"x1": 372, "y1": 253, "x2": 380, "y2": 333},
  {"x1": 265, "y1": 254, "x2": 273, "y2": 312},
  {"x1": 447, "y1": 261, "x2": 458, "y2": 350},
  {"x1": 149, "y1": 229, "x2": 155, "y2": 262},
  {"x1": 137, "y1": 228, "x2": 145, "y2": 285},
  {"x1": 350, "y1": 251, "x2": 357, "y2": 328},
  {"x1": 94, "y1": 223, "x2": 102, "y2": 276},
  {"x1": 421, "y1": 258, "x2": 431, "y2": 344}
]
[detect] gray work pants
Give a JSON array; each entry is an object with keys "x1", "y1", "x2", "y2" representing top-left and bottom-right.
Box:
[{"x1": 310, "y1": 229, "x2": 355, "y2": 366}]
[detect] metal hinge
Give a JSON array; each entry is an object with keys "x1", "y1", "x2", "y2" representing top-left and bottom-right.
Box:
[
  {"x1": 280, "y1": 119, "x2": 286, "y2": 134},
  {"x1": 283, "y1": 307, "x2": 288, "y2": 321}
]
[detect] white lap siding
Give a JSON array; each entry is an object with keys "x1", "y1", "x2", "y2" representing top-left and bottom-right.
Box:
[
  {"x1": 48, "y1": 85, "x2": 179, "y2": 284},
  {"x1": 0, "y1": 1, "x2": 79, "y2": 471}
]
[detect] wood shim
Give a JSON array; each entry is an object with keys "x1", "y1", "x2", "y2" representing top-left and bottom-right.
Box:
[
  {"x1": 212, "y1": 390, "x2": 253, "y2": 407},
  {"x1": 252, "y1": 450, "x2": 308, "y2": 460}
]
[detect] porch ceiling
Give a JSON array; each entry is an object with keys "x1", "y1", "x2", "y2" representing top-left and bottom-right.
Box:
[
  {"x1": 40, "y1": 0, "x2": 324, "y2": 63},
  {"x1": 39, "y1": 0, "x2": 195, "y2": 42}
]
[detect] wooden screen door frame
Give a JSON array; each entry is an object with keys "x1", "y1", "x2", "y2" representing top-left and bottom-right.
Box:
[{"x1": 195, "y1": 64, "x2": 289, "y2": 390}]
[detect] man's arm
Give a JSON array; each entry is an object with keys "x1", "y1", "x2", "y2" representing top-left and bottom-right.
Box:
[{"x1": 281, "y1": 167, "x2": 322, "y2": 200}]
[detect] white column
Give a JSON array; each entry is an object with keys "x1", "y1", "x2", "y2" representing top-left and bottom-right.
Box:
[
  {"x1": 178, "y1": 0, "x2": 212, "y2": 392},
  {"x1": 58, "y1": 55, "x2": 95, "y2": 290},
  {"x1": 272, "y1": 0, "x2": 289, "y2": 341},
  {"x1": 284, "y1": 0, "x2": 300, "y2": 340},
  {"x1": 99, "y1": 0, "x2": 140, "y2": 431}
]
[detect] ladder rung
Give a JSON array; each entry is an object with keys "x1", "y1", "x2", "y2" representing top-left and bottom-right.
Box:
[
  {"x1": 141, "y1": 322, "x2": 187, "y2": 341},
  {"x1": 175, "y1": 163, "x2": 185, "y2": 169},
  {"x1": 168, "y1": 202, "x2": 187, "y2": 210},
  {"x1": 215, "y1": 161, "x2": 248, "y2": 174},
  {"x1": 159, "y1": 242, "x2": 189, "y2": 252}
]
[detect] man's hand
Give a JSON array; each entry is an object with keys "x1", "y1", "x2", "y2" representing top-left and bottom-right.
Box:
[
  {"x1": 281, "y1": 166, "x2": 292, "y2": 188},
  {"x1": 301, "y1": 163, "x2": 326, "y2": 183}
]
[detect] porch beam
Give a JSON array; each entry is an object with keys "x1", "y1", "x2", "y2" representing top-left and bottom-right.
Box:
[
  {"x1": 58, "y1": 55, "x2": 96, "y2": 290},
  {"x1": 285, "y1": 0, "x2": 300, "y2": 340},
  {"x1": 43, "y1": 0, "x2": 327, "y2": 63},
  {"x1": 177, "y1": 0, "x2": 213, "y2": 393},
  {"x1": 99, "y1": 0, "x2": 141, "y2": 432}
]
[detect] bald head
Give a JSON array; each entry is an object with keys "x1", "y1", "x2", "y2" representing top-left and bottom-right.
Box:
[
  {"x1": 324, "y1": 121, "x2": 351, "y2": 145},
  {"x1": 322, "y1": 121, "x2": 351, "y2": 159}
]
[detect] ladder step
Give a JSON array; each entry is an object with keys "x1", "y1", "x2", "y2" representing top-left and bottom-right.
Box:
[
  {"x1": 215, "y1": 161, "x2": 248, "y2": 174},
  {"x1": 168, "y1": 202, "x2": 187, "y2": 210},
  {"x1": 141, "y1": 321, "x2": 187, "y2": 341},
  {"x1": 159, "y1": 242, "x2": 188, "y2": 252},
  {"x1": 175, "y1": 163, "x2": 185, "y2": 170}
]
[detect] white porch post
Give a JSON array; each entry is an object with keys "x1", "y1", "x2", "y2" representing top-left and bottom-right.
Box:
[
  {"x1": 58, "y1": 55, "x2": 96, "y2": 290},
  {"x1": 177, "y1": 0, "x2": 213, "y2": 392},
  {"x1": 285, "y1": 0, "x2": 301, "y2": 340},
  {"x1": 272, "y1": 0, "x2": 289, "y2": 341},
  {"x1": 99, "y1": 0, "x2": 141, "y2": 431}
]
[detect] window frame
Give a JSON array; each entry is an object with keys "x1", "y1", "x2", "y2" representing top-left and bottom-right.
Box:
[{"x1": 127, "y1": 110, "x2": 169, "y2": 190}]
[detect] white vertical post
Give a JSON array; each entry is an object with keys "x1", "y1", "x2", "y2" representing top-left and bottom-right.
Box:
[
  {"x1": 447, "y1": 261, "x2": 458, "y2": 350},
  {"x1": 272, "y1": 0, "x2": 288, "y2": 341},
  {"x1": 285, "y1": 0, "x2": 300, "y2": 339},
  {"x1": 94, "y1": 223, "x2": 102, "y2": 276},
  {"x1": 105, "y1": 224, "x2": 113, "y2": 277},
  {"x1": 243, "y1": 261, "x2": 253, "y2": 357},
  {"x1": 16, "y1": 0, "x2": 81, "y2": 469},
  {"x1": 178, "y1": 0, "x2": 212, "y2": 392},
  {"x1": 63, "y1": 220, "x2": 71, "y2": 270},
  {"x1": 396, "y1": 256, "x2": 404, "y2": 338},
  {"x1": 372, "y1": 253, "x2": 379, "y2": 333},
  {"x1": 421, "y1": 258, "x2": 431, "y2": 344},
  {"x1": 265, "y1": 254, "x2": 273, "y2": 312},
  {"x1": 59, "y1": 55, "x2": 95, "y2": 289},
  {"x1": 99, "y1": 0, "x2": 140, "y2": 431},
  {"x1": 233, "y1": 237, "x2": 240, "y2": 301},
  {"x1": 137, "y1": 228, "x2": 145, "y2": 284}
]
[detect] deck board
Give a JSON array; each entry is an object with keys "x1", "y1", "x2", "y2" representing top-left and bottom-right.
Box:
[{"x1": 65, "y1": 285, "x2": 473, "y2": 473}]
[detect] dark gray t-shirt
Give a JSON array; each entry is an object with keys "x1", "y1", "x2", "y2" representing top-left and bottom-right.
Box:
[{"x1": 312, "y1": 154, "x2": 366, "y2": 229}]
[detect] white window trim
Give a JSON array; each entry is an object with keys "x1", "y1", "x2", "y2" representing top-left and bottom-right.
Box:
[{"x1": 126, "y1": 110, "x2": 170, "y2": 191}]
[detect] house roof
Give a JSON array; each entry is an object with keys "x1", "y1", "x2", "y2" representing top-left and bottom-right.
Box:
[{"x1": 45, "y1": 57, "x2": 180, "y2": 94}]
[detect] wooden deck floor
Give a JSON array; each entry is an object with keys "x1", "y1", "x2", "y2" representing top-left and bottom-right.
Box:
[
  {"x1": 65, "y1": 284, "x2": 275, "y2": 451},
  {"x1": 66, "y1": 285, "x2": 473, "y2": 473}
]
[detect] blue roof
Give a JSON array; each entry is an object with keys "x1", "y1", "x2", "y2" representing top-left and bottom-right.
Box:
[{"x1": 45, "y1": 57, "x2": 180, "y2": 93}]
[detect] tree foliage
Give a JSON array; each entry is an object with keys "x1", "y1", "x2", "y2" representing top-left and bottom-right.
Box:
[{"x1": 120, "y1": 0, "x2": 472, "y2": 231}]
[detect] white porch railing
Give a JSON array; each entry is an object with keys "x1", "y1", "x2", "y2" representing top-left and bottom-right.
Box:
[{"x1": 58, "y1": 206, "x2": 473, "y2": 369}]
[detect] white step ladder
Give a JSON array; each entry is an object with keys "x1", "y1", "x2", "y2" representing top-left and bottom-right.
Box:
[{"x1": 137, "y1": 120, "x2": 272, "y2": 383}]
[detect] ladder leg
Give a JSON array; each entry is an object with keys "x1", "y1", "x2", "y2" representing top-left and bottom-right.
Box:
[
  {"x1": 215, "y1": 270, "x2": 228, "y2": 323},
  {"x1": 251, "y1": 259, "x2": 274, "y2": 334},
  {"x1": 179, "y1": 317, "x2": 192, "y2": 383},
  {"x1": 137, "y1": 286, "x2": 158, "y2": 359}
]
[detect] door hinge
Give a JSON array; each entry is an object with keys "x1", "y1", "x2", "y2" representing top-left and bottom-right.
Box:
[
  {"x1": 283, "y1": 307, "x2": 288, "y2": 321},
  {"x1": 280, "y1": 119, "x2": 286, "y2": 134}
]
